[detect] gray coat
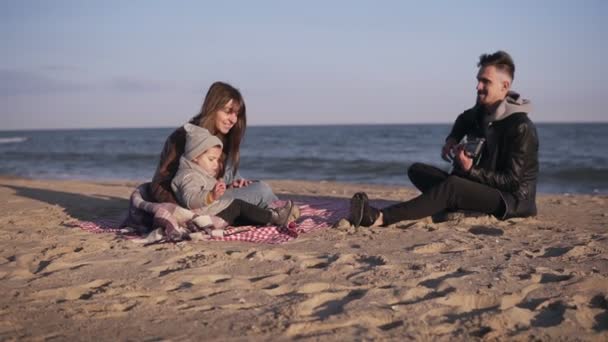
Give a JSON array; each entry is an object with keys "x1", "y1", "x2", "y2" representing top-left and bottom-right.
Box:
[{"x1": 171, "y1": 157, "x2": 233, "y2": 215}]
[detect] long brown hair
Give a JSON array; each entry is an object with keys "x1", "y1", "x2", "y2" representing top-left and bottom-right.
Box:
[{"x1": 189, "y1": 82, "x2": 247, "y2": 178}]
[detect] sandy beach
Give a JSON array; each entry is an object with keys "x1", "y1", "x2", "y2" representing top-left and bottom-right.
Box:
[{"x1": 0, "y1": 176, "x2": 606, "y2": 341}]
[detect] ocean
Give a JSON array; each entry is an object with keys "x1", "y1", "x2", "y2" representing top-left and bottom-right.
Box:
[{"x1": 1, "y1": 124, "x2": 607, "y2": 194}]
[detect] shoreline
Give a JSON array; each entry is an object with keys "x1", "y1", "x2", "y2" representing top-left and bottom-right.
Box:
[
  {"x1": 1, "y1": 174, "x2": 603, "y2": 196},
  {"x1": 0, "y1": 176, "x2": 606, "y2": 340}
]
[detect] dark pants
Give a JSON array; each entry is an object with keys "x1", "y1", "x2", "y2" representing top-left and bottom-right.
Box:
[
  {"x1": 216, "y1": 199, "x2": 272, "y2": 226},
  {"x1": 381, "y1": 163, "x2": 505, "y2": 225}
]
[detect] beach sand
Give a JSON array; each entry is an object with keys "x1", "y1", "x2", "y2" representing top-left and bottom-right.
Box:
[{"x1": 0, "y1": 176, "x2": 607, "y2": 341}]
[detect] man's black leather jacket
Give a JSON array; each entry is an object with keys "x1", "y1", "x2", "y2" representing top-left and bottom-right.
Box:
[{"x1": 448, "y1": 107, "x2": 539, "y2": 219}]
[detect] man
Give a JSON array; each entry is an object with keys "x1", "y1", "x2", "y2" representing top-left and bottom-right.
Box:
[{"x1": 349, "y1": 50, "x2": 539, "y2": 227}]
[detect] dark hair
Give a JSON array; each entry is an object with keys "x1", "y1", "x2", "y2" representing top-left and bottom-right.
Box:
[
  {"x1": 477, "y1": 50, "x2": 515, "y2": 81},
  {"x1": 189, "y1": 81, "x2": 247, "y2": 178}
]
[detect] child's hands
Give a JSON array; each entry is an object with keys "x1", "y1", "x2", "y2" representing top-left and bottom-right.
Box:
[
  {"x1": 212, "y1": 181, "x2": 227, "y2": 200},
  {"x1": 231, "y1": 179, "x2": 254, "y2": 188}
]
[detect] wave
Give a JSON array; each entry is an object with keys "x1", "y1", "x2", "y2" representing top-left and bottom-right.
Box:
[
  {"x1": 0, "y1": 137, "x2": 28, "y2": 144},
  {"x1": 1, "y1": 150, "x2": 159, "y2": 162},
  {"x1": 541, "y1": 167, "x2": 608, "y2": 183}
]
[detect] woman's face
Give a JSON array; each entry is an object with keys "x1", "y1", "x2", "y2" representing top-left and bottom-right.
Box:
[{"x1": 214, "y1": 99, "x2": 240, "y2": 135}]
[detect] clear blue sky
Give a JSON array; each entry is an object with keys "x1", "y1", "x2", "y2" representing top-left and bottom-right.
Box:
[{"x1": 1, "y1": 0, "x2": 606, "y2": 130}]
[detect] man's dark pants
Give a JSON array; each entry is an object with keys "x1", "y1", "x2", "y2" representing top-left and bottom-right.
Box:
[{"x1": 381, "y1": 163, "x2": 505, "y2": 225}]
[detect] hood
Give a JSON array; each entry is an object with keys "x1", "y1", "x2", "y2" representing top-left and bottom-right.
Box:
[
  {"x1": 487, "y1": 91, "x2": 533, "y2": 122},
  {"x1": 183, "y1": 123, "x2": 223, "y2": 161}
]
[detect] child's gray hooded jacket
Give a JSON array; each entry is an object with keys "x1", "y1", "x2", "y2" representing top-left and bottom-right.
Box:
[{"x1": 171, "y1": 124, "x2": 233, "y2": 215}]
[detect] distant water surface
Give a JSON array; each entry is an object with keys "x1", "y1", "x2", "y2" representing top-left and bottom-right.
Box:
[{"x1": 0, "y1": 123, "x2": 606, "y2": 194}]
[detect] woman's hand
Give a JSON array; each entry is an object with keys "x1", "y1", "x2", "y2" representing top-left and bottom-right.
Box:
[
  {"x1": 231, "y1": 179, "x2": 253, "y2": 188},
  {"x1": 212, "y1": 180, "x2": 227, "y2": 200}
]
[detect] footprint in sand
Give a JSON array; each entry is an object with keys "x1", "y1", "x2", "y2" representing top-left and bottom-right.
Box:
[
  {"x1": 377, "y1": 320, "x2": 405, "y2": 331},
  {"x1": 32, "y1": 279, "x2": 113, "y2": 301},
  {"x1": 530, "y1": 300, "x2": 574, "y2": 328},
  {"x1": 417, "y1": 262, "x2": 593, "y2": 338},
  {"x1": 3, "y1": 247, "x2": 93, "y2": 281},
  {"x1": 250, "y1": 273, "x2": 291, "y2": 296},
  {"x1": 296, "y1": 282, "x2": 335, "y2": 294},
  {"x1": 588, "y1": 294, "x2": 608, "y2": 332},
  {"x1": 564, "y1": 244, "x2": 605, "y2": 258},
  {"x1": 389, "y1": 269, "x2": 476, "y2": 311},
  {"x1": 168, "y1": 274, "x2": 235, "y2": 290},
  {"x1": 438, "y1": 293, "x2": 500, "y2": 312},
  {"x1": 524, "y1": 242, "x2": 597, "y2": 260},
  {"x1": 252, "y1": 249, "x2": 294, "y2": 262},
  {"x1": 390, "y1": 286, "x2": 456, "y2": 309},
  {"x1": 417, "y1": 268, "x2": 476, "y2": 289},
  {"x1": 299, "y1": 254, "x2": 340, "y2": 270},
  {"x1": 295, "y1": 289, "x2": 368, "y2": 319},
  {"x1": 540, "y1": 246, "x2": 573, "y2": 257},
  {"x1": 516, "y1": 296, "x2": 555, "y2": 311},
  {"x1": 149, "y1": 251, "x2": 221, "y2": 277},
  {"x1": 538, "y1": 273, "x2": 574, "y2": 284},
  {"x1": 499, "y1": 281, "x2": 544, "y2": 311},
  {"x1": 502, "y1": 267, "x2": 577, "y2": 311},
  {"x1": 343, "y1": 254, "x2": 390, "y2": 283},
  {"x1": 468, "y1": 225, "x2": 504, "y2": 236},
  {"x1": 357, "y1": 255, "x2": 387, "y2": 267},
  {"x1": 409, "y1": 242, "x2": 448, "y2": 254}
]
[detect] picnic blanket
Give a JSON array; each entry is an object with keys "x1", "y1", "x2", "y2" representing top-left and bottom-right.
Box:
[{"x1": 76, "y1": 183, "x2": 349, "y2": 244}]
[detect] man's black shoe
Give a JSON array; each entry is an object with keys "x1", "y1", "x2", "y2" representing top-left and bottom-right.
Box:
[
  {"x1": 349, "y1": 192, "x2": 367, "y2": 227},
  {"x1": 349, "y1": 192, "x2": 381, "y2": 227}
]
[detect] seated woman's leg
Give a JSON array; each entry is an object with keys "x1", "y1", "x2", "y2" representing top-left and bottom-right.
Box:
[
  {"x1": 408, "y1": 162, "x2": 450, "y2": 193},
  {"x1": 221, "y1": 181, "x2": 279, "y2": 208},
  {"x1": 382, "y1": 175, "x2": 504, "y2": 225}
]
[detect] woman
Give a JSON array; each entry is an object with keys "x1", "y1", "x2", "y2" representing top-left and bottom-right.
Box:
[{"x1": 149, "y1": 81, "x2": 278, "y2": 208}]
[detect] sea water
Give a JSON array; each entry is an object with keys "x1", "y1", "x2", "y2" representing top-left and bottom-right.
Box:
[{"x1": 1, "y1": 123, "x2": 606, "y2": 194}]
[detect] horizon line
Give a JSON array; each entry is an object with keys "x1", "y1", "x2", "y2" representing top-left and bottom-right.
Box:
[{"x1": 1, "y1": 120, "x2": 607, "y2": 132}]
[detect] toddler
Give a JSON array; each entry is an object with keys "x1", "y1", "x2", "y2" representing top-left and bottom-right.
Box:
[{"x1": 171, "y1": 124, "x2": 299, "y2": 229}]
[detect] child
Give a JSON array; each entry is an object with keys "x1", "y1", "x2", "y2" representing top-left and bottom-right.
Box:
[{"x1": 171, "y1": 123, "x2": 299, "y2": 229}]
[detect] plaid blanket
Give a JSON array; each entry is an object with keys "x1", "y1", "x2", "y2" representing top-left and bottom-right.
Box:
[{"x1": 75, "y1": 183, "x2": 349, "y2": 244}]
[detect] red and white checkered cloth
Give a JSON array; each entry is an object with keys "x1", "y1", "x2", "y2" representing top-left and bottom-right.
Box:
[{"x1": 74, "y1": 198, "x2": 349, "y2": 244}]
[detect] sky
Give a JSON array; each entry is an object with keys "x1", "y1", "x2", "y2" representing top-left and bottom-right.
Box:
[{"x1": 1, "y1": 0, "x2": 606, "y2": 130}]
